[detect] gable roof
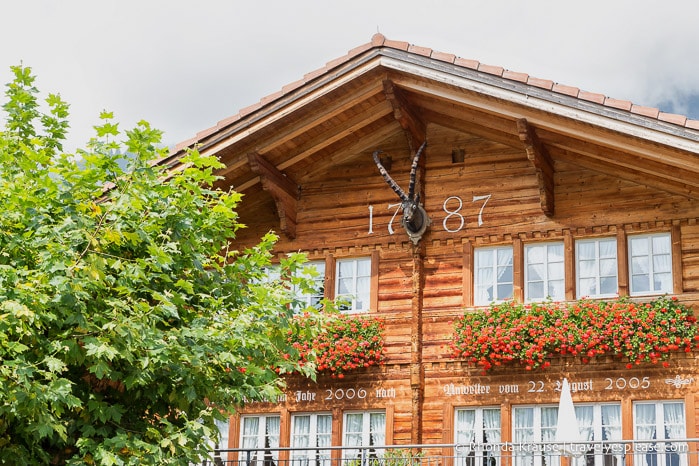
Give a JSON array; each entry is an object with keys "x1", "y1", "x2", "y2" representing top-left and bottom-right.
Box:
[{"x1": 164, "y1": 33, "x2": 699, "y2": 206}]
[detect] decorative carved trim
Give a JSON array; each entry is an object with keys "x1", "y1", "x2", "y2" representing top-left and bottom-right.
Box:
[
  {"x1": 383, "y1": 79, "x2": 426, "y2": 151},
  {"x1": 247, "y1": 152, "x2": 300, "y2": 239},
  {"x1": 517, "y1": 118, "x2": 555, "y2": 217}
]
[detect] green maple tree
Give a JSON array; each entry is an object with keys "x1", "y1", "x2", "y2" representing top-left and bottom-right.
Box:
[{"x1": 0, "y1": 65, "x2": 321, "y2": 465}]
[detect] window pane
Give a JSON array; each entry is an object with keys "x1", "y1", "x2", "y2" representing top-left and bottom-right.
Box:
[
  {"x1": 600, "y1": 276, "x2": 617, "y2": 295},
  {"x1": 579, "y1": 260, "x2": 596, "y2": 278},
  {"x1": 528, "y1": 282, "x2": 544, "y2": 300},
  {"x1": 599, "y1": 239, "x2": 616, "y2": 258},
  {"x1": 548, "y1": 280, "x2": 564, "y2": 300},
  {"x1": 632, "y1": 256, "x2": 649, "y2": 275},
  {"x1": 548, "y1": 261, "x2": 564, "y2": 279},
  {"x1": 549, "y1": 243, "x2": 564, "y2": 261},
  {"x1": 630, "y1": 237, "x2": 648, "y2": 256},
  {"x1": 497, "y1": 248, "x2": 513, "y2": 265},
  {"x1": 653, "y1": 254, "x2": 671, "y2": 273},
  {"x1": 498, "y1": 265, "x2": 513, "y2": 283},
  {"x1": 357, "y1": 258, "x2": 371, "y2": 276},
  {"x1": 578, "y1": 242, "x2": 595, "y2": 260},
  {"x1": 632, "y1": 275, "x2": 650, "y2": 292},
  {"x1": 476, "y1": 249, "x2": 494, "y2": 268},
  {"x1": 630, "y1": 233, "x2": 673, "y2": 296},
  {"x1": 338, "y1": 278, "x2": 352, "y2": 295},
  {"x1": 528, "y1": 263, "x2": 544, "y2": 281},
  {"x1": 527, "y1": 245, "x2": 544, "y2": 264},
  {"x1": 497, "y1": 283, "x2": 513, "y2": 300},
  {"x1": 579, "y1": 278, "x2": 596, "y2": 296},
  {"x1": 600, "y1": 258, "x2": 617, "y2": 277},
  {"x1": 338, "y1": 261, "x2": 353, "y2": 278}
]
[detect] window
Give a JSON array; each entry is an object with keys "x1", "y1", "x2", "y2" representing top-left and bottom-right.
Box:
[
  {"x1": 629, "y1": 233, "x2": 673, "y2": 296},
  {"x1": 525, "y1": 242, "x2": 565, "y2": 302},
  {"x1": 634, "y1": 401, "x2": 687, "y2": 466},
  {"x1": 207, "y1": 418, "x2": 230, "y2": 462},
  {"x1": 512, "y1": 403, "x2": 621, "y2": 466},
  {"x1": 513, "y1": 405, "x2": 559, "y2": 466},
  {"x1": 293, "y1": 261, "x2": 326, "y2": 311},
  {"x1": 455, "y1": 407, "x2": 501, "y2": 466},
  {"x1": 474, "y1": 247, "x2": 513, "y2": 306},
  {"x1": 291, "y1": 413, "x2": 332, "y2": 466},
  {"x1": 574, "y1": 404, "x2": 623, "y2": 466},
  {"x1": 576, "y1": 238, "x2": 618, "y2": 298},
  {"x1": 343, "y1": 411, "x2": 386, "y2": 462},
  {"x1": 336, "y1": 257, "x2": 371, "y2": 313},
  {"x1": 240, "y1": 415, "x2": 281, "y2": 466}
]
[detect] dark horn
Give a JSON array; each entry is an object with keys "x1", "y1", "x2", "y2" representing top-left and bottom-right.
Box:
[
  {"x1": 373, "y1": 150, "x2": 409, "y2": 203},
  {"x1": 407, "y1": 141, "x2": 426, "y2": 201}
]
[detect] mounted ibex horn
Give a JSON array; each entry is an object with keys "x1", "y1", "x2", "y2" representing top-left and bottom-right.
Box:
[{"x1": 373, "y1": 142, "x2": 431, "y2": 245}]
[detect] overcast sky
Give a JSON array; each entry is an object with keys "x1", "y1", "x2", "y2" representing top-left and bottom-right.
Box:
[{"x1": 2, "y1": 1, "x2": 699, "y2": 152}]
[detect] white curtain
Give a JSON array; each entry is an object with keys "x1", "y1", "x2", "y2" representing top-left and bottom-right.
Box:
[
  {"x1": 214, "y1": 419, "x2": 230, "y2": 461},
  {"x1": 370, "y1": 413, "x2": 386, "y2": 450},
  {"x1": 542, "y1": 408, "x2": 560, "y2": 466},
  {"x1": 267, "y1": 417, "x2": 281, "y2": 466},
  {"x1": 652, "y1": 236, "x2": 672, "y2": 292},
  {"x1": 514, "y1": 408, "x2": 534, "y2": 466},
  {"x1": 636, "y1": 405, "x2": 657, "y2": 440},
  {"x1": 344, "y1": 414, "x2": 363, "y2": 463},
  {"x1": 483, "y1": 409, "x2": 502, "y2": 466},
  {"x1": 456, "y1": 410, "x2": 476, "y2": 445},
  {"x1": 496, "y1": 248, "x2": 513, "y2": 300},
  {"x1": 663, "y1": 403, "x2": 686, "y2": 466},
  {"x1": 291, "y1": 415, "x2": 311, "y2": 466},
  {"x1": 663, "y1": 403, "x2": 685, "y2": 439},
  {"x1": 242, "y1": 417, "x2": 260, "y2": 449},
  {"x1": 476, "y1": 250, "x2": 494, "y2": 304},
  {"x1": 317, "y1": 415, "x2": 332, "y2": 466},
  {"x1": 635, "y1": 404, "x2": 657, "y2": 466},
  {"x1": 602, "y1": 405, "x2": 623, "y2": 466},
  {"x1": 483, "y1": 409, "x2": 501, "y2": 443},
  {"x1": 572, "y1": 406, "x2": 594, "y2": 466}
]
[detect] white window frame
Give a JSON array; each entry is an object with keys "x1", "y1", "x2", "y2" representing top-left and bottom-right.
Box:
[
  {"x1": 512, "y1": 403, "x2": 621, "y2": 466},
  {"x1": 342, "y1": 411, "x2": 386, "y2": 462},
  {"x1": 293, "y1": 260, "x2": 326, "y2": 311},
  {"x1": 629, "y1": 233, "x2": 673, "y2": 296},
  {"x1": 455, "y1": 407, "x2": 501, "y2": 466},
  {"x1": 291, "y1": 412, "x2": 332, "y2": 466},
  {"x1": 633, "y1": 401, "x2": 687, "y2": 466},
  {"x1": 576, "y1": 237, "x2": 618, "y2": 299},
  {"x1": 474, "y1": 246, "x2": 514, "y2": 306},
  {"x1": 524, "y1": 242, "x2": 565, "y2": 302},
  {"x1": 239, "y1": 414, "x2": 281, "y2": 466},
  {"x1": 335, "y1": 257, "x2": 371, "y2": 313}
]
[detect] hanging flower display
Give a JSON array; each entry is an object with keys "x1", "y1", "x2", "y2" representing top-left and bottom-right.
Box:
[
  {"x1": 288, "y1": 312, "x2": 386, "y2": 378},
  {"x1": 450, "y1": 296, "x2": 699, "y2": 373}
]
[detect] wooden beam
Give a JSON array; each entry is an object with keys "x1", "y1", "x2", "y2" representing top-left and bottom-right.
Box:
[
  {"x1": 517, "y1": 118, "x2": 555, "y2": 216},
  {"x1": 215, "y1": 80, "x2": 387, "y2": 178},
  {"x1": 383, "y1": 79, "x2": 426, "y2": 151},
  {"x1": 247, "y1": 152, "x2": 300, "y2": 239}
]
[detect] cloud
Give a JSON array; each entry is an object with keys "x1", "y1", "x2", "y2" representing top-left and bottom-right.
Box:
[{"x1": 1, "y1": 0, "x2": 698, "y2": 152}]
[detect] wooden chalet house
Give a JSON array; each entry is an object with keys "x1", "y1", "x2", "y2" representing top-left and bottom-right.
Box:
[{"x1": 169, "y1": 35, "x2": 699, "y2": 466}]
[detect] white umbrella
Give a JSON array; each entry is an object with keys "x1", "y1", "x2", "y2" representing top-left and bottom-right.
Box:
[{"x1": 555, "y1": 378, "x2": 584, "y2": 457}]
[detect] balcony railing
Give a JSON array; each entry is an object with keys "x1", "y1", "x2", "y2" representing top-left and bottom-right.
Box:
[{"x1": 202, "y1": 440, "x2": 699, "y2": 466}]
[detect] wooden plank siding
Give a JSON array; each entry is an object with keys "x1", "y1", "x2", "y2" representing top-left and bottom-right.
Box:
[
  {"x1": 171, "y1": 39, "x2": 699, "y2": 455},
  {"x1": 227, "y1": 120, "x2": 699, "y2": 451}
]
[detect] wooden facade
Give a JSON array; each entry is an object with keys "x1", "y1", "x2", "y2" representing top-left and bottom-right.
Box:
[{"x1": 168, "y1": 35, "x2": 699, "y2": 461}]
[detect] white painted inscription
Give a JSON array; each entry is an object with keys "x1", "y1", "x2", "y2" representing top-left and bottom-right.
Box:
[
  {"x1": 443, "y1": 383, "x2": 490, "y2": 396},
  {"x1": 295, "y1": 390, "x2": 316, "y2": 402},
  {"x1": 376, "y1": 387, "x2": 396, "y2": 398}
]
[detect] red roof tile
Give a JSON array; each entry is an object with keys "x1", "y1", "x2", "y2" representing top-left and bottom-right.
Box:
[{"x1": 172, "y1": 33, "x2": 699, "y2": 153}]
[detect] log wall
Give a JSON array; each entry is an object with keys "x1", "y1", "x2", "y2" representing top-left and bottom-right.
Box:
[{"x1": 228, "y1": 123, "x2": 699, "y2": 449}]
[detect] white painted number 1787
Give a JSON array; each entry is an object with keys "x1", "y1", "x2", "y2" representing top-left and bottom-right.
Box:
[{"x1": 368, "y1": 194, "x2": 492, "y2": 235}]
